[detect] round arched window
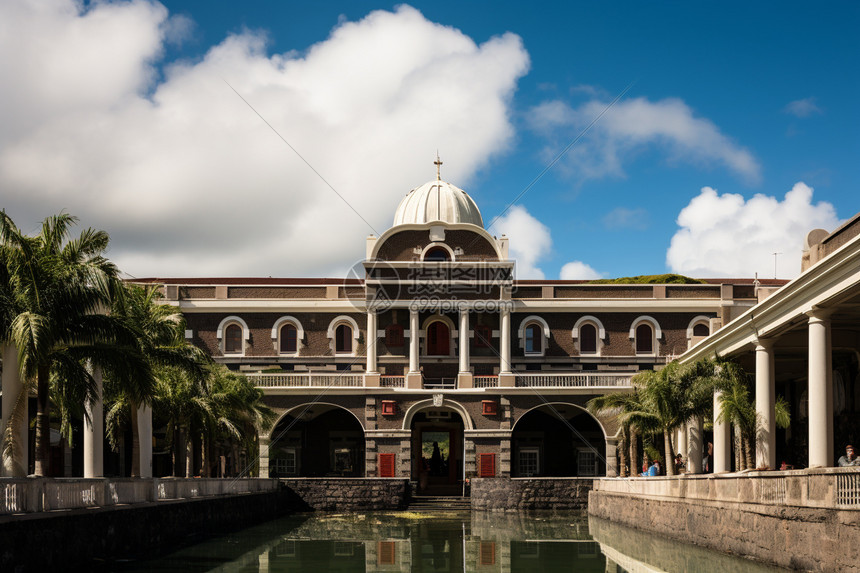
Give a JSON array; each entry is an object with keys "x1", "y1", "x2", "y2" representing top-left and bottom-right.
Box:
[
  {"x1": 580, "y1": 323, "x2": 597, "y2": 354},
  {"x1": 693, "y1": 323, "x2": 709, "y2": 337},
  {"x1": 635, "y1": 323, "x2": 653, "y2": 354},
  {"x1": 335, "y1": 324, "x2": 353, "y2": 353},
  {"x1": 525, "y1": 323, "x2": 543, "y2": 354},
  {"x1": 225, "y1": 323, "x2": 243, "y2": 354},
  {"x1": 424, "y1": 246, "x2": 450, "y2": 262},
  {"x1": 280, "y1": 323, "x2": 298, "y2": 353}
]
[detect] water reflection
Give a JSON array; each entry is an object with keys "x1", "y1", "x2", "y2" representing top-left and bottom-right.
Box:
[{"x1": 118, "y1": 511, "x2": 786, "y2": 572}]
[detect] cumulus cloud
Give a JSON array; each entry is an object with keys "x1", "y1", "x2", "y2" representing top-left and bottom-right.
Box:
[
  {"x1": 666, "y1": 182, "x2": 839, "y2": 278},
  {"x1": 602, "y1": 207, "x2": 649, "y2": 230},
  {"x1": 784, "y1": 97, "x2": 822, "y2": 118},
  {"x1": 490, "y1": 205, "x2": 551, "y2": 279},
  {"x1": 0, "y1": 1, "x2": 530, "y2": 277},
  {"x1": 560, "y1": 261, "x2": 602, "y2": 280},
  {"x1": 527, "y1": 96, "x2": 761, "y2": 184}
]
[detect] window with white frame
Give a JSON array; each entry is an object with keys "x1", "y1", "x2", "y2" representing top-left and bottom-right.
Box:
[
  {"x1": 579, "y1": 323, "x2": 598, "y2": 354},
  {"x1": 635, "y1": 323, "x2": 653, "y2": 354},
  {"x1": 524, "y1": 323, "x2": 542, "y2": 354},
  {"x1": 335, "y1": 323, "x2": 353, "y2": 353},
  {"x1": 224, "y1": 323, "x2": 243, "y2": 354},
  {"x1": 518, "y1": 447, "x2": 540, "y2": 477},
  {"x1": 577, "y1": 450, "x2": 598, "y2": 476},
  {"x1": 280, "y1": 323, "x2": 298, "y2": 353}
]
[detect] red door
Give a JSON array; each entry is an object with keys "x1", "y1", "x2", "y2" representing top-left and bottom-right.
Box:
[{"x1": 426, "y1": 322, "x2": 450, "y2": 355}]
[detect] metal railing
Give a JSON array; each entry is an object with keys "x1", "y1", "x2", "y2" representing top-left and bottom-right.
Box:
[
  {"x1": 380, "y1": 375, "x2": 405, "y2": 388},
  {"x1": 249, "y1": 372, "x2": 365, "y2": 388},
  {"x1": 423, "y1": 377, "x2": 456, "y2": 389},
  {"x1": 0, "y1": 477, "x2": 280, "y2": 514},
  {"x1": 473, "y1": 376, "x2": 499, "y2": 388},
  {"x1": 514, "y1": 372, "x2": 632, "y2": 388}
]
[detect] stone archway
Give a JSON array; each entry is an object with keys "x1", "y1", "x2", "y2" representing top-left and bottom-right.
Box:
[
  {"x1": 267, "y1": 404, "x2": 365, "y2": 477},
  {"x1": 511, "y1": 403, "x2": 607, "y2": 477},
  {"x1": 405, "y1": 401, "x2": 468, "y2": 495}
]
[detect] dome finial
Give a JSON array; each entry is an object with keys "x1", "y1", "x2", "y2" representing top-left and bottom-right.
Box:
[{"x1": 434, "y1": 151, "x2": 443, "y2": 181}]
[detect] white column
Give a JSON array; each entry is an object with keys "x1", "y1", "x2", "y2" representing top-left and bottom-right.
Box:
[
  {"x1": 1, "y1": 343, "x2": 27, "y2": 477},
  {"x1": 137, "y1": 404, "x2": 153, "y2": 479},
  {"x1": 409, "y1": 309, "x2": 419, "y2": 374},
  {"x1": 459, "y1": 309, "x2": 470, "y2": 374},
  {"x1": 500, "y1": 307, "x2": 511, "y2": 373},
  {"x1": 605, "y1": 440, "x2": 618, "y2": 477},
  {"x1": 808, "y1": 311, "x2": 833, "y2": 468},
  {"x1": 259, "y1": 436, "x2": 270, "y2": 478},
  {"x1": 713, "y1": 391, "x2": 731, "y2": 473},
  {"x1": 366, "y1": 310, "x2": 378, "y2": 374},
  {"x1": 688, "y1": 416, "x2": 703, "y2": 474},
  {"x1": 677, "y1": 422, "x2": 688, "y2": 465},
  {"x1": 755, "y1": 340, "x2": 776, "y2": 469},
  {"x1": 83, "y1": 366, "x2": 104, "y2": 478}
]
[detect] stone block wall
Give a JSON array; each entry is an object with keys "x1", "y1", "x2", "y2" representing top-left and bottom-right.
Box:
[
  {"x1": 280, "y1": 478, "x2": 409, "y2": 511},
  {"x1": 471, "y1": 477, "x2": 593, "y2": 511},
  {"x1": 588, "y1": 489, "x2": 860, "y2": 572}
]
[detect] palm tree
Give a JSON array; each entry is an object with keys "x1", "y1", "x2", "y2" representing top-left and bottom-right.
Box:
[
  {"x1": 587, "y1": 388, "x2": 650, "y2": 477},
  {"x1": 711, "y1": 357, "x2": 791, "y2": 470},
  {"x1": 0, "y1": 211, "x2": 138, "y2": 476},
  {"x1": 103, "y1": 283, "x2": 206, "y2": 477}
]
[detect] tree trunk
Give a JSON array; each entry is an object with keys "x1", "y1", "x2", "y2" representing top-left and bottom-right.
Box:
[
  {"x1": 172, "y1": 427, "x2": 182, "y2": 477},
  {"x1": 664, "y1": 429, "x2": 675, "y2": 476},
  {"x1": 618, "y1": 425, "x2": 629, "y2": 477},
  {"x1": 630, "y1": 427, "x2": 640, "y2": 476},
  {"x1": 185, "y1": 426, "x2": 193, "y2": 478},
  {"x1": 130, "y1": 402, "x2": 141, "y2": 477},
  {"x1": 744, "y1": 430, "x2": 755, "y2": 470},
  {"x1": 33, "y1": 365, "x2": 51, "y2": 476},
  {"x1": 733, "y1": 423, "x2": 743, "y2": 471}
]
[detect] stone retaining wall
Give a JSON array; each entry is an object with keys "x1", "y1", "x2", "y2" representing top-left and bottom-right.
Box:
[
  {"x1": 588, "y1": 488, "x2": 860, "y2": 572},
  {"x1": 280, "y1": 478, "x2": 409, "y2": 511},
  {"x1": 0, "y1": 490, "x2": 295, "y2": 572},
  {"x1": 471, "y1": 477, "x2": 593, "y2": 511}
]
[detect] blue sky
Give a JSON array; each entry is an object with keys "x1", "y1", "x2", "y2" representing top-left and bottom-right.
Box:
[{"x1": 0, "y1": 1, "x2": 856, "y2": 280}]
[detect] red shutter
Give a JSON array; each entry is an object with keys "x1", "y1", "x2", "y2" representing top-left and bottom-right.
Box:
[
  {"x1": 379, "y1": 453, "x2": 396, "y2": 477},
  {"x1": 378, "y1": 541, "x2": 396, "y2": 565},
  {"x1": 478, "y1": 453, "x2": 496, "y2": 478},
  {"x1": 480, "y1": 541, "x2": 496, "y2": 565}
]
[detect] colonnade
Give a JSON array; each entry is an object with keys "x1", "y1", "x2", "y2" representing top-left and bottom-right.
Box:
[
  {"x1": 677, "y1": 311, "x2": 836, "y2": 473},
  {"x1": 1, "y1": 344, "x2": 152, "y2": 478},
  {"x1": 366, "y1": 307, "x2": 513, "y2": 382}
]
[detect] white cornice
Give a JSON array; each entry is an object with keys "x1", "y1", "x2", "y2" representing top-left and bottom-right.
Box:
[{"x1": 681, "y1": 231, "x2": 860, "y2": 363}]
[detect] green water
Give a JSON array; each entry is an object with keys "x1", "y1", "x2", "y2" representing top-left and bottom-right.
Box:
[{"x1": 117, "y1": 511, "x2": 786, "y2": 572}]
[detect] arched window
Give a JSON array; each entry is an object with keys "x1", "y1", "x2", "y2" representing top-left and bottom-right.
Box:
[
  {"x1": 525, "y1": 324, "x2": 542, "y2": 354},
  {"x1": 635, "y1": 323, "x2": 653, "y2": 354},
  {"x1": 580, "y1": 323, "x2": 597, "y2": 354},
  {"x1": 426, "y1": 321, "x2": 450, "y2": 355},
  {"x1": 424, "y1": 246, "x2": 450, "y2": 262},
  {"x1": 693, "y1": 323, "x2": 709, "y2": 337},
  {"x1": 225, "y1": 324, "x2": 243, "y2": 354},
  {"x1": 280, "y1": 324, "x2": 297, "y2": 353},
  {"x1": 335, "y1": 324, "x2": 352, "y2": 353},
  {"x1": 385, "y1": 324, "x2": 404, "y2": 347},
  {"x1": 473, "y1": 324, "x2": 492, "y2": 348}
]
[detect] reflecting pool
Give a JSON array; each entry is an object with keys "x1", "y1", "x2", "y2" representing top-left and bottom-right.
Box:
[{"x1": 117, "y1": 511, "x2": 786, "y2": 572}]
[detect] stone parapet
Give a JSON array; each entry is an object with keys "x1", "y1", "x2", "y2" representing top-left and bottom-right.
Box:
[
  {"x1": 588, "y1": 487, "x2": 860, "y2": 572},
  {"x1": 280, "y1": 477, "x2": 409, "y2": 511},
  {"x1": 470, "y1": 477, "x2": 593, "y2": 511}
]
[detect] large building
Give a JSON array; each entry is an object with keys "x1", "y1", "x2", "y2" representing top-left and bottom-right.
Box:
[{"x1": 140, "y1": 171, "x2": 787, "y2": 490}]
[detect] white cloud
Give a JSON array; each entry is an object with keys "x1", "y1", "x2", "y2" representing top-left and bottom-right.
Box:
[
  {"x1": 560, "y1": 261, "x2": 602, "y2": 280},
  {"x1": 602, "y1": 207, "x2": 649, "y2": 230},
  {"x1": 490, "y1": 205, "x2": 551, "y2": 279},
  {"x1": 527, "y1": 96, "x2": 761, "y2": 184},
  {"x1": 0, "y1": 2, "x2": 530, "y2": 277},
  {"x1": 666, "y1": 182, "x2": 839, "y2": 278},
  {"x1": 784, "y1": 97, "x2": 822, "y2": 118}
]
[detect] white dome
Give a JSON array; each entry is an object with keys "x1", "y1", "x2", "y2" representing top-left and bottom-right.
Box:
[{"x1": 393, "y1": 179, "x2": 484, "y2": 228}]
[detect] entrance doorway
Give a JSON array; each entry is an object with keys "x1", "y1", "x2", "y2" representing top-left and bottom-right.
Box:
[{"x1": 411, "y1": 409, "x2": 464, "y2": 495}]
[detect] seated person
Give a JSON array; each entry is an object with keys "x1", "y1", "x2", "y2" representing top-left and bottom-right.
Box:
[
  {"x1": 838, "y1": 445, "x2": 860, "y2": 467},
  {"x1": 640, "y1": 461, "x2": 660, "y2": 476}
]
